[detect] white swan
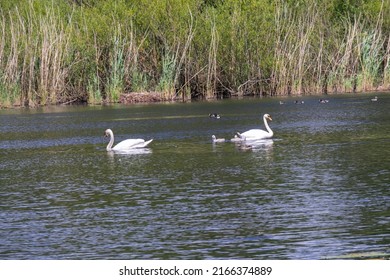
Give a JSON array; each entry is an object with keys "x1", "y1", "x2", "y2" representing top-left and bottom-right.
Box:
[
  {"x1": 104, "y1": 129, "x2": 153, "y2": 151},
  {"x1": 211, "y1": 135, "x2": 225, "y2": 143},
  {"x1": 236, "y1": 114, "x2": 273, "y2": 140},
  {"x1": 230, "y1": 134, "x2": 247, "y2": 142}
]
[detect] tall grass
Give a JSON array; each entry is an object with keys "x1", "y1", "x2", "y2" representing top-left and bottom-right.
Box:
[
  {"x1": 0, "y1": 11, "x2": 20, "y2": 106},
  {"x1": 206, "y1": 15, "x2": 218, "y2": 98},
  {"x1": 384, "y1": 35, "x2": 390, "y2": 87},
  {"x1": 0, "y1": 4, "x2": 72, "y2": 107},
  {"x1": 125, "y1": 23, "x2": 151, "y2": 94},
  {"x1": 107, "y1": 30, "x2": 125, "y2": 103},
  {"x1": 0, "y1": 0, "x2": 389, "y2": 108},
  {"x1": 38, "y1": 9, "x2": 71, "y2": 105},
  {"x1": 157, "y1": 50, "x2": 176, "y2": 99},
  {"x1": 271, "y1": 0, "x2": 389, "y2": 95},
  {"x1": 87, "y1": 33, "x2": 103, "y2": 104}
]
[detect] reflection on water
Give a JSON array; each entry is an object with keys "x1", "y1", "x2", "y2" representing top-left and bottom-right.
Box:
[
  {"x1": 234, "y1": 138, "x2": 274, "y2": 152},
  {"x1": 0, "y1": 93, "x2": 389, "y2": 259},
  {"x1": 107, "y1": 148, "x2": 153, "y2": 156}
]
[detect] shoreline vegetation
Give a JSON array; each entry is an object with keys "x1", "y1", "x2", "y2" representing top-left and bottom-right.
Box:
[{"x1": 0, "y1": 0, "x2": 389, "y2": 108}]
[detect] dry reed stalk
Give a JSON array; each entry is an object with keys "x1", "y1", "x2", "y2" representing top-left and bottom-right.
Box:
[
  {"x1": 123, "y1": 22, "x2": 150, "y2": 94},
  {"x1": 173, "y1": 9, "x2": 195, "y2": 100},
  {"x1": 106, "y1": 24, "x2": 125, "y2": 103},
  {"x1": 272, "y1": 1, "x2": 293, "y2": 95},
  {"x1": 87, "y1": 32, "x2": 103, "y2": 104},
  {"x1": 229, "y1": 8, "x2": 239, "y2": 92},
  {"x1": 206, "y1": 17, "x2": 218, "y2": 98},
  {"x1": 357, "y1": 32, "x2": 378, "y2": 91},
  {"x1": 324, "y1": 17, "x2": 359, "y2": 93},
  {"x1": 315, "y1": 30, "x2": 325, "y2": 94},
  {"x1": 19, "y1": 8, "x2": 36, "y2": 106},
  {"x1": 294, "y1": 6, "x2": 317, "y2": 94},
  {"x1": 0, "y1": 14, "x2": 6, "y2": 106},
  {"x1": 37, "y1": 6, "x2": 70, "y2": 105},
  {"x1": 384, "y1": 35, "x2": 390, "y2": 87},
  {"x1": 0, "y1": 15, "x2": 5, "y2": 69},
  {"x1": 0, "y1": 10, "x2": 22, "y2": 107},
  {"x1": 342, "y1": 17, "x2": 360, "y2": 92},
  {"x1": 5, "y1": 12, "x2": 19, "y2": 87},
  {"x1": 274, "y1": 8, "x2": 293, "y2": 94},
  {"x1": 123, "y1": 21, "x2": 137, "y2": 90}
]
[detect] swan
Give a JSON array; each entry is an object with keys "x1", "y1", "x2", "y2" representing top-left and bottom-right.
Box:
[
  {"x1": 236, "y1": 114, "x2": 273, "y2": 140},
  {"x1": 211, "y1": 135, "x2": 225, "y2": 143},
  {"x1": 104, "y1": 129, "x2": 153, "y2": 151}
]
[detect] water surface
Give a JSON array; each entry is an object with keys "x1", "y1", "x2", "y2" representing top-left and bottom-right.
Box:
[{"x1": 0, "y1": 93, "x2": 389, "y2": 259}]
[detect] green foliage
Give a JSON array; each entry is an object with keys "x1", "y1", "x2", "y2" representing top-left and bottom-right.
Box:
[
  {"x1": 0, "y1": 74, "x2": 19, "y2": 108},
  {"x1": 107, "y1": 34, "x2": 125, "y2": 102},
  {"x1": 87, "y1": 72, "x2": 102, "y2": 104},
  {"x1": 157, "y1": 51, "x2": 176, "y2": 97},
  {"x1": 131, "y1": 70, "x2": 149, "y2": 92},
  {"x1": 0, "y1": 0, "x2": 389, "y2": 107}
]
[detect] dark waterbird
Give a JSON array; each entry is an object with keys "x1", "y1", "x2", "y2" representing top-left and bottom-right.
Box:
[{"x1": 209, "y1": 113, "x2": 221, "y2": 119}]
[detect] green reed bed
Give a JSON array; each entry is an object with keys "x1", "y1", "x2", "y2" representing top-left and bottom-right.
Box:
[{"x1": 0, "y1": 0, "x2": 389, "y2": 108}]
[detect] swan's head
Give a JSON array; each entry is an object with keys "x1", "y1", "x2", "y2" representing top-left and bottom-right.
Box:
[
  {"x1": 104, "y1": 129, "x2": 113, "y2": 137},
  {"x1": 264, "y1": 114, "x2": 272, "y2": 121},
  {"x1": 211, "y1": 135, "x2": 216, "y2": 140}
]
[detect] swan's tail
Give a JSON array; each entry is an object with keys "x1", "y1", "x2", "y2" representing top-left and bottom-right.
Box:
[
  {"x1": 143, "y1": 139, "x2": 153, "y2": 147},
  {"x1": 236, "y1": 132, "x2": 246, "y2": 141},
  {"x1": 230, "y1": 132, "x2": 246, "y2": 142}
]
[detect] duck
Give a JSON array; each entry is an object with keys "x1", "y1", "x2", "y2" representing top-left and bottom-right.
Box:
[
  {"x1": 209, "y1": 113, "x2": 221, "y2": 119},
  {"x1": 371, "y1": 96, "x2": 378, "y2": 102}
]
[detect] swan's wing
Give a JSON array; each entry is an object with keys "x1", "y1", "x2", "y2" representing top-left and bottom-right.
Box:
[
  {"x1": 113, "y1": 139, "x2": 153, "y2": 150},
  {"x1": 240, "y1": 129, "x2": 270, "y2": 139},
  {"x1": 230, "y1": 135, "x2": 243, "y2": 142}
]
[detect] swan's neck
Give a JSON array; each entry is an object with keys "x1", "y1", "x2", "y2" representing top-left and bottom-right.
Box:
[
  {"x1": 264, "y1": 116, "x2": 273, "y2": 137},
  {"x1": 106, "y1": 132, "x2": 114, "y2": 151}
]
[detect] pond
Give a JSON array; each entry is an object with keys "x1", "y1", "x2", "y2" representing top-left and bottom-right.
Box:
[{"x1": 0, "y1": 93, "x2": 389, "y2": 259}]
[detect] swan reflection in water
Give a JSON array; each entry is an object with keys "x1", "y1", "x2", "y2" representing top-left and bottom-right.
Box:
[
  {"x1": 106, "y1": 148, "x2": 152, "y2": 157},
  {"x1": 106, "y1": 148, "x2": 152, "y2": 166},
  {"x1": 235, "y1": 138, "x2": 274, "y2": 153}
]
